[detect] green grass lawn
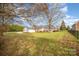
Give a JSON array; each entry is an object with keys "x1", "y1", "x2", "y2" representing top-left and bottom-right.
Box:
[{"x1": 0, "y1": 30, "x2": 79, "y2": 56}]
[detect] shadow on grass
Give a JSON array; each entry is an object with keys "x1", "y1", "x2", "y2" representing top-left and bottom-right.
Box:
[
  {"x1": 0, "y1": 33, "x2": 36, "y2": 56},
  {"x1": 67, "y1": 30, "x2": 79, "y2": 55},
  {"x1": 68, "y1": 30, "x2": 79, "y2": 39},
  {"x1": 34, "y1": 37, "x2": 77, "y2": 56},
  {"x1": 0, "y1": 32, "x2": 78, "y2": 56}
]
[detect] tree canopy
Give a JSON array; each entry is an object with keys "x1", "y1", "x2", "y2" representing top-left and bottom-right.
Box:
[
  {"x1": 0, "y1": 3, "x2": 16, "y2": 36},
  {"x1": 16, "y1": 3, "x2": 66, "y2": 31}
]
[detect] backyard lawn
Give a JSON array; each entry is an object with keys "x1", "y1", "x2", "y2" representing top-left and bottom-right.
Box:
[{"x1": 0, "y1": 30, "x2": 79, "y2": 56}]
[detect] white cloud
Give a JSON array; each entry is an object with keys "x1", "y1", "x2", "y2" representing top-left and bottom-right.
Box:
[
  {"x1": 65, "y1": 15, "x2": 71, "y2": 18},
  {"x1": 65, "y1": 15, "x2": 78, "y2": 19},
  {"x1": 61, "y1": 6, "x2": 68, "y2": 13},
  {"x1": 64, "y1": 15, "x2": 79, "y2": 27}
]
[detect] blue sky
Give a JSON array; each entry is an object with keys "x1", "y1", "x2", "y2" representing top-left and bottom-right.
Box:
[
  {"x1": 67, "y1": 3, "x2": 79, "y2": 18},
  {"x1": 63, "y1": 3, "x2": 79, "y2": 27}
]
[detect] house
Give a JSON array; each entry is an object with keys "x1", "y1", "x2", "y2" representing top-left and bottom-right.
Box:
[
  {"x1": 23, "y1": 27, "x2": 28, "y2": 32},
  {"x1": 23, "y1": 25, "x2": 59, "y2": 32},
  {"x1": 28, "y1": 29, "x2": 35, "y2": 32},
  {"x1": 23, "y1": 27, "x2": 35, "y2": 32},
  {"x1": 72, "y1": 21, "x2": 79, "y2": 31},
  {"x1": 36, "y1": 25, "x2": 59, "y2": 32}
]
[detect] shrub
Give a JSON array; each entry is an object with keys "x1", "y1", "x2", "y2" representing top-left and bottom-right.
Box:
[{"x1": 9, "y1": 24, "x2": 24, "y2": 32}]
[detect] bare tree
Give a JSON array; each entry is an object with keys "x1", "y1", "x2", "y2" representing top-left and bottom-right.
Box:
[
  {"x1": 0, "y1": 3, "x2": 16, "y2": 36},
  {"x1": 47, "y1": 4, "x2": 65, "y2": 31},
  {"x1": 16, "y1": 3, "x2": 48, "y2": 30},
  {"x1": 16, "y1": 3, "x2": 65, "y2": 31}
]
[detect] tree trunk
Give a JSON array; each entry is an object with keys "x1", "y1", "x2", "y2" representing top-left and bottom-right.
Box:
[
  {"x1": 0, "y1": 32, "x2": 4, "y2": 37},
  {"x1": 48, "y1": 18, "x2": 52, "y2": 32}
]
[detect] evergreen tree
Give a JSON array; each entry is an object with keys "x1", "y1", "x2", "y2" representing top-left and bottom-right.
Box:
[
  {"x1": 67, "y1": 25, "x2": 70, "y2": 30},
  {"x1": 60, "y1": 20, "x2": 66, "y2": 30}
]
